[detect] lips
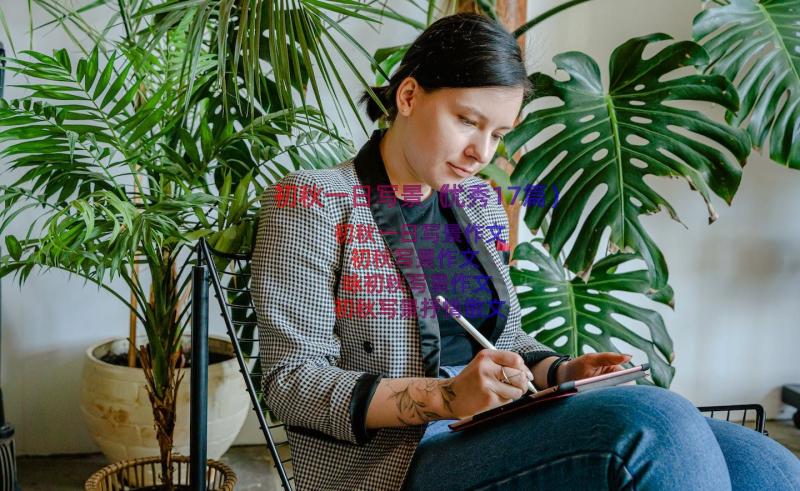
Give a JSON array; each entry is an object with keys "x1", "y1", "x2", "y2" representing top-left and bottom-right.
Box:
[{"x1": 447, "y1": 162, "x2": 477, "y2": 176}]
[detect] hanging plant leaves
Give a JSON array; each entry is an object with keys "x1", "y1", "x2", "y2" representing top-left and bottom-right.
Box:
[
  {"x1": 504, "y1": 34, "x2": 751, "y2": 288},
  {"x1": 693, "y1": 0, "x2": 800, "y2": 168},
  {"x1": 286, "y1": 128, "x2": 355, "y2": 171},
  {"x1": 511, "y1": 240, "x2": 676, "y2": 388},
  {"x1": 372, "y1": 44, "x2": 410, "y2": 86}
]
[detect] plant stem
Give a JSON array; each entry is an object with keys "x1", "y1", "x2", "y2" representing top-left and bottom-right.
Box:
[
  {"x1": 426, "y1": 0, "x2": 436, "y2": 25},
  {"x1": 116, "y1": 0, "x2": 131, "y2": 41},
  {"x1": 128, "y1": 262, "x2": 139, "y2": 368},
  {"x1": 512, "y1": 0, "x2": 599, "y2": 38}
]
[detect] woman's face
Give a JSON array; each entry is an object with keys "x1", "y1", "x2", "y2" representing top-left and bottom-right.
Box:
[{"x1": 394, "y1": 78, "x2": 524, "y2": 193}]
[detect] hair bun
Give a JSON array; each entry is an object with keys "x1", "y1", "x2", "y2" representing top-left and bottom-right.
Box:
[{"x1": 360, "y1": 85, "x2": 393, "y2": 123}]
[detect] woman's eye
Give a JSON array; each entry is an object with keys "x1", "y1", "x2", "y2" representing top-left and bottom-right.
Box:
[{"x1": 460, "y1": 116, "x2": 502, "y2": 140}]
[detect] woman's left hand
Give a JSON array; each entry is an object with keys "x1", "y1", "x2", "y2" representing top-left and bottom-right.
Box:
[{"x1": 556, "y1": 352, "x2": 632, "y2": 384}]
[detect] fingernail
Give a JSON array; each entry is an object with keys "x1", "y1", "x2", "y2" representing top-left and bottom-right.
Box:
[{"x1": 527, "y1": 370, "x2": 534, "y2": 380}]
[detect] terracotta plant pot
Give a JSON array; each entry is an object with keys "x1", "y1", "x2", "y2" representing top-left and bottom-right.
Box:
[
  {"x1": 80, "y1": 335, "x2": 249, "y2": 463},
  {"x1": 84, "y1": 454, "x2": 236, "y2": 490}
]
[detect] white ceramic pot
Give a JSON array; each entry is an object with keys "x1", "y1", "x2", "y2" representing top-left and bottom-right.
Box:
[{"x1": 80, "y1": 335, "x2": 250, "y2": 463}]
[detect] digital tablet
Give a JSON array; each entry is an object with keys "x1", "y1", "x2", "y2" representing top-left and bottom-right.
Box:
[{"x1": 448, "y1": 363, "x2": 650, "y2": 431}]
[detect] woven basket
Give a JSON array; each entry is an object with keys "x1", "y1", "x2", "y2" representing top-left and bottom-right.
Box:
[{"x1": 85, "y1": 455, "x2": 236, "y2": 490}]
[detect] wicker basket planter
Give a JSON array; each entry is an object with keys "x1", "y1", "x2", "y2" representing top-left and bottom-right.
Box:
[{"x1": 85, "y1": 455, "x2": 236, "y2": 490}]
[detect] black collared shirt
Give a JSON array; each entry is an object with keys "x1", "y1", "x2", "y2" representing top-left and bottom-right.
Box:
[{"x1": 397, "y1": 189, "x2": 499, "y2": 366}]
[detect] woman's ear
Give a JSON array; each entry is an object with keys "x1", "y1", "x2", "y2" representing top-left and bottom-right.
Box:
[{"x1": 395, "y1": 76, "x2": 419, "y2": 117}]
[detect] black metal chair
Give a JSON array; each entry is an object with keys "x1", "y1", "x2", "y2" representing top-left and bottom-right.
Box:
[
  {"x1": 698, "y1": 404, "x2": 766, "y2": 435},
  {"x1": 197, "y1": 238, "x2": 294, "y2": 491},
  {"x1": 194, "y1": 238, "x2": 768, "y2": 491}
]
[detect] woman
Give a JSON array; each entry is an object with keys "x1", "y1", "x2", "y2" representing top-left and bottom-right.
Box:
[{"x1": 251, "y1": 13, "x2": 800, "y2": 491}]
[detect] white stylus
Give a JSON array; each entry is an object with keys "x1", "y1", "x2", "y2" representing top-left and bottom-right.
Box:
[{"x1": 435, "y1": 295, "x2": 537, "y2": 394}]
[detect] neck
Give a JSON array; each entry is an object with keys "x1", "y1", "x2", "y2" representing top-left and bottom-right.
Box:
[{"x1": 379, "y1": 125, "x2": 433, "y2": 201}]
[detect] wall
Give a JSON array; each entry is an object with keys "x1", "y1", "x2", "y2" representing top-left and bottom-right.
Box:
[{"x1": 0, "y1": 0, "x2": 796, "y2": 455}]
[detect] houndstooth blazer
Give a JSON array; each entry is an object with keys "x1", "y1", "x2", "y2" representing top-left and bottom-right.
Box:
[{"x1": 251, "y1": 128, "x2": 556, "y2": 491}]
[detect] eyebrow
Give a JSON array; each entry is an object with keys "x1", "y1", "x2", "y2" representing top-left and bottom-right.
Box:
[{"x1": 457, "y1": 104, "x2": 513, "y2": 131}]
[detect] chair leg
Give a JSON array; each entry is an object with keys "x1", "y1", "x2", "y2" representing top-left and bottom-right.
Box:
[{"x1": 191, "y1": 265, "x2": 209, "y2": 491}]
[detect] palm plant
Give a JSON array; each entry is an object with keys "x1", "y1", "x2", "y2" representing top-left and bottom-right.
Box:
[
  {"x1": 0, "y1": 8, "x2": 356, "y2": 488},
  {"x1": 18, "y1": 0, "x2": 425, "y2": 136},
  {"x1": 0, "y1": 36, "x2": 213, "y2": 486}
]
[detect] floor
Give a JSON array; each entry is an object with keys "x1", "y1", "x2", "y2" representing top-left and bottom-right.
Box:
[{"x1": 16, "y1": 420, "x2": 800, "y2": 490}]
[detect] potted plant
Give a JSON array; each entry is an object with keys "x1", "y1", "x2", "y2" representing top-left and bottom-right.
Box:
[
  {"x1": 0, "y1": 36, "x2": 248, "y2": 490},
  {"x1": 0, "y1": 0, "x2": 414, "y2": 485},
  {"x1": 0, "y1": 15, "x2": 332, "y2": 491}
]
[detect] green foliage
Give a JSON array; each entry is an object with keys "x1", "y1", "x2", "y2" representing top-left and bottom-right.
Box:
[
  {"x1": 0, "y1": 36, "x2": 213, "y2": 368},
  {"x1": 32, "y1": 0, "x2": 426, "y2": 136},
  {"x1": 512, "y1": 241, "x2": 675, "y2": 387},
  {"x1": 693, "y1": 0, "x2": 800, "y2": 168},
  {"x1": 505, "y1": 35, "x2": 750, "y2": 289},
  {"x1": 0, "y1": 32, "x2": 352, "y2": 398}
]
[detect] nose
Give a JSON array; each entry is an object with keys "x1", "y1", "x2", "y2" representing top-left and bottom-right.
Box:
[{"x1": 466, "y1": 132, "x2": 495, "y2": 164}]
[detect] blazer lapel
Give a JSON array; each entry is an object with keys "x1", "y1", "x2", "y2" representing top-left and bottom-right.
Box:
[{"x1": 354, "y1": 129, "x2": 440, "y2": 377}]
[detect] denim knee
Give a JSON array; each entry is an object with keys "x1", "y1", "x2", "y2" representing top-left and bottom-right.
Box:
[
  {"x1": 598, "y1": 385, "x2": 705, "y2": 430},
  {"x1": 586, "y1": 385, "x2": 731, "y2": 490}
]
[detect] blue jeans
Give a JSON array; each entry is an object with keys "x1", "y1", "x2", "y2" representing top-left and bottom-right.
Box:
[{"x1": 402, "y1": 365, "x2": 800, "y2": 490}]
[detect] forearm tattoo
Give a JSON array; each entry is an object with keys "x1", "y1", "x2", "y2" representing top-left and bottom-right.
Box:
[
  {"x1": 439, "y1": 379, "x2": 456, "y2": 415},
  {"x1": 388, "y1": 379, "x2": 457, "y2": 425}
]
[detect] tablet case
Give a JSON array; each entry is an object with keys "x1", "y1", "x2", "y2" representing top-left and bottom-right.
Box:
[{"x1": 448, "y1": 363, "x2": 650, "y2": 431}]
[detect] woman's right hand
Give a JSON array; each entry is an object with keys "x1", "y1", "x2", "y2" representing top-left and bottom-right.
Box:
[{"x1": 444, "y1": 349, "x2": 533, "y2": 419}]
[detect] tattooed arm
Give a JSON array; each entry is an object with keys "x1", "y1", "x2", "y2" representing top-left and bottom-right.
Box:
[
  {"x1": 365, "y1": 350, "x2": 534, "y2": 429},
  {"x1": 365, "y1": 377, "x2": 458, "y2": 429}
]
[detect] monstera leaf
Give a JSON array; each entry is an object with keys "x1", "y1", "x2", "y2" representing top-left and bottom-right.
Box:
[
  {"x1": 504, "y1": 34, "x2": 751, "y2": 288},
  {"x1": 693, "y1": 0, "x2": 800, "y2": 168},
  {"x1": 511, "y1": 240, "x2": 676, "y2": 388}
]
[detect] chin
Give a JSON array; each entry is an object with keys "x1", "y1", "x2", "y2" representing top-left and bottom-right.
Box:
[
  {"x1": 449, "y1": 175, "x2": 470, "y2": 185},
  {"x1": 434, "y1": 177, "x2": 464, "y2": 191}
]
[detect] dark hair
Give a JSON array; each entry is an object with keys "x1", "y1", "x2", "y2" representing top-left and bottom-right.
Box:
[{"x1": 359, "y1": 13, "x2": 532, "y2": 123}]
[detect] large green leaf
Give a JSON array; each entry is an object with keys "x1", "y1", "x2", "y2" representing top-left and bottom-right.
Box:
[
  {"x1": 511, "y1": 240, "x2": 676, "y2": 388},
  {"x1": 693, "y1": 0, "x2": 800, "y2": 168},
  {"x1": 504, "y1": 34, "x2": 751, "y2": 288}
]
